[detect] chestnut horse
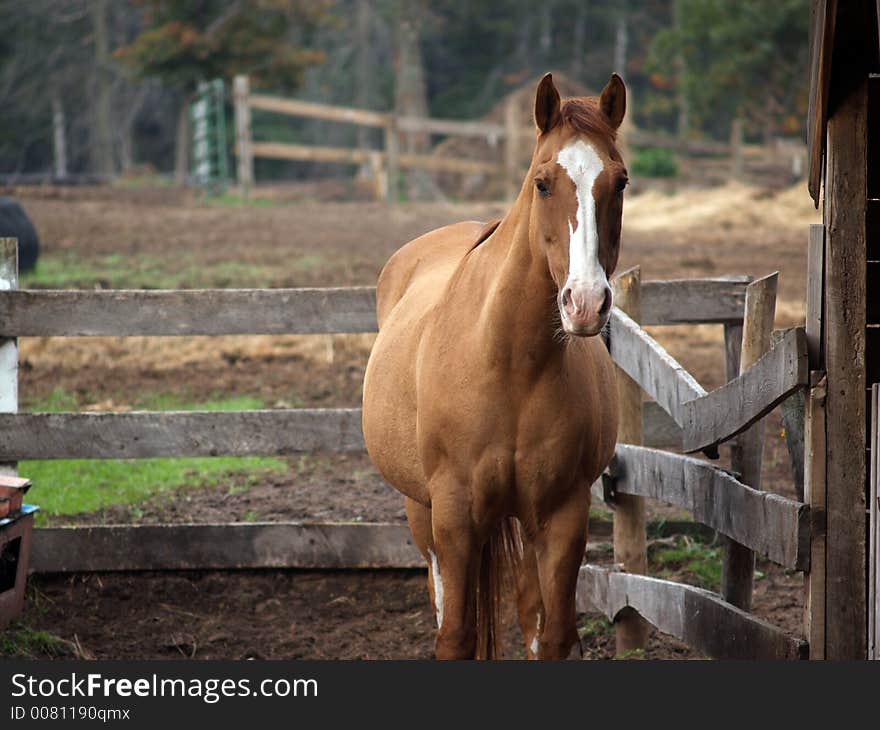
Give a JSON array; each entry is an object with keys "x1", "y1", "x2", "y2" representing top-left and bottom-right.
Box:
[{"x1": 362, "y1": 73, "x2": 627, "y2": 659}]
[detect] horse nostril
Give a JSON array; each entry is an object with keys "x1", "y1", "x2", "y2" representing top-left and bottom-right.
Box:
[
  {"x1": 561, "y1": 288, "x2": 572, "y2": 310},
  {"x1": 598, "y1": 288, "x2": 612, "y2": 316}
]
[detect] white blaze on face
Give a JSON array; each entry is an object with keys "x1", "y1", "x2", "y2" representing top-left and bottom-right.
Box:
[
  {"x1": 556, "y1": 139, "x2": 609, "y2": 305},
  {"x1": 429, "y1": 549, "x2": 444, "y2": 629}
]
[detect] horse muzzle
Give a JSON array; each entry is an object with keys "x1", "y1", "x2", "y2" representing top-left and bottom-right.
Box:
[{"x1": 558, "y1": 280, "x2": 612, "y2": 337}]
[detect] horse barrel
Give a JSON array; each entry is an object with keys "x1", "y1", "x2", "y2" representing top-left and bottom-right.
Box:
[{"x1": 0, "y1": 197, "x2": 39, "y2": 273}]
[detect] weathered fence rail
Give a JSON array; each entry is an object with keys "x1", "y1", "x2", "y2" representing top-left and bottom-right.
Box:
[
  {"x1": 576, "y1": 565, "x2": 808, "y2": 660},
  {"x1": 0, "y1": 236, "x2": 813, "y2": 659},
  {"x1": 233, "y1": 75, "x2": 806, "y2": 200}
]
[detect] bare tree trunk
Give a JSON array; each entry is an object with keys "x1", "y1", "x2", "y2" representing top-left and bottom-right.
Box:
[
  {"x1": 174, "y1": 95, "x2": 191, "y2": 184},
  {"x1": 118, "y1": 85, "x2": 148, "y2": 173},
  {"x1": 393, "y1": 0, "x2": 440, "y2": 201},
  {"x1": 52, "y1": 96, "x2": 68, "y2": 179},
  {"x1": 354, "y1": 0, "x2": 373, "y2": 150},
  {"x1": 570, "y1": 2, "x2": 586, "y2": 79},
  {"x1": 90, "y1": 0, "x2": 114, "y2": 176},
  {"x1": 673, "y1": 0, "x2": 689, "y2": 139},
  {"x1": 539, "y1": 3, "x2": 552, "y2": 64},
  {"x1": 614, "y1": 4, "x2": 629, "y2": 75}
]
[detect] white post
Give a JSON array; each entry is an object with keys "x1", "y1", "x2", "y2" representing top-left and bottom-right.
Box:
[
  {"x1": 0, "y1": 238, "x2": 18, "y2": 478},
  {"x1": 234, "y1": 75, "x2": 254, "y2": 195}
]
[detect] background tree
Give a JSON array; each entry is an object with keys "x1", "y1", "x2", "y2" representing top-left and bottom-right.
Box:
[
  {"x1": 646, "y1": 0, "x2": 810, "y2": 141},
  {"x1": 115, "y1": 0, "x2": 330, "y2": 181}
]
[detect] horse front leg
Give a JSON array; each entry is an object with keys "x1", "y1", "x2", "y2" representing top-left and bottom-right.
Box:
[
  {"x1": 533, "y1": 486, "x2": 590, "y2": 660},
  {"x1": 429, "y1": 482, "x2": 481, "y2": 659},
  {"x1": 516, "y1": 532, "x2": 545, "y2": 659}
]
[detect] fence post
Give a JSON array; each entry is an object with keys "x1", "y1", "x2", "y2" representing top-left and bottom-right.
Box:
[
  {"x1": 611, "y1": 266, "x2": 649, "y2": 655},
  {"x1": 383, "y1": 115, "x2": 399, "y2": 203},
  {"x1": 870, "y1": 383, "x2": 879, "y2": 660},
  {"x1": 721, "y1": 272, "x2": 777, "y2": 610},
  {"x1": 729, "y1": 117, "x2": 744, "y2": 182},
  {"x1": 504, "y1": 97, "x2": 520, "y2": 202},
  {"x1": 233, "y1": 75, "x2": 254, "y2": 195},
  {"x1": 804, "y1": 223, "x2": 827, "y2": 659},
  {"x1": 0, "y1": 239, "x2": 18, "y2": 479}
]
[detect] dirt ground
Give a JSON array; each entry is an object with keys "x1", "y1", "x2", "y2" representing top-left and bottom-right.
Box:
[{"x1": 3, "y1": 180, "x2": 818, "y2": 659}]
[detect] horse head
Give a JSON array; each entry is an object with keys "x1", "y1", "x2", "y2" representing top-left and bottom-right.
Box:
[{"x1": 528, "y1": 72, "x2": 627, "y2": 337}]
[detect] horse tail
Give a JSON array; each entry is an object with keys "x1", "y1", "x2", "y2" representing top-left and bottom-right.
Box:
[{"x1": 476, "y1": 517, "x2": 522, "y2": 660}]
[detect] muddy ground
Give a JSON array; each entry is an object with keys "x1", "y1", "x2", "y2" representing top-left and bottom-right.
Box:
[{"x1": 3, "y1": 181, "x2": 817, "y2": 659}]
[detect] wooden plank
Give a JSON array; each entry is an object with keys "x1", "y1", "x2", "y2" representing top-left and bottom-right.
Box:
[
  {"x1": 396, "y1": 115, "x2": 503, "y2": 139},
  {"x1": 0, "y1": 279, "x2": 747, "y2": 339},
  {"x1": 610, "y1": 267, "x2": 649, "y2": 654},
  {"x1": 29, "y1": 522, "x2": 424, "y2": 572},
  {"x1": 780, "y1": 389, "x2": 806, "y2": 502},
  {"x1": 806, "y1": 0, "x2": 837, "y2": 206},
  {"x1": 0, "y1": 288, "x2": 378, "y2": 337},
  {"x1": 248, "y1": 142, "x2": 498, "y2": 175},
  {"x1": 804, "y1": 373, "x2": 828, "y2": 659},
  {"x1": 0, "y1": 408, "x2": 365, "y2": 460},
  {"x1": 396, "y1": 152, "x2": 499, "y2": 175},
  {"x1": 680, "y1": 327, "x2": 808, "y2": 453},
  {"x1": 576, "y1": 565, "x2": 808, "y2": 660},
  {"x1": 639, "y1": 277, "x2": 749, "y2": 325},
  {"x1": 608, "y1": 307, "x2": 706, "y2": 426},
  {"x1": 384, "y1": 117, "x2": 399, "y2": 202},
  {"x1": 248, "y1": 93, "x2": 390, "y2": 128},
  {"x1": 0, "y1": 239, "x2": 17, "y2": 481},
  {"x1": 870, "y1": 384, "x2": 879, "y2": 659},
  {"x1": 612, "y1": 444, "x2": 809, "y2": 570},
  {"x1": 252, "y1": 142, "x2": 373, "y2": 166},
  {"x1": 823, "y1": 27, "x2": 868, "y2": 658},
  {"x1": 722, "y1": 272, "x2": 778, "y2": 610},
  {"x1": 806, "y1": 225, "x2": 826, "y2": 368}
]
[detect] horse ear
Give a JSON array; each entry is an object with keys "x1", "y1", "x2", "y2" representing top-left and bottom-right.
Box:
[
  {"x1": 535, "y1": 73, "x2": 562, "y2": 134},
  {"x1": 599, "y1": 73, "x2": 626, "y2": 129}
]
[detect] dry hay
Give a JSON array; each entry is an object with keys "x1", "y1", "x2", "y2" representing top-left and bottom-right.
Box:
[
  {"x1": 624, "y1": 181, "x2": 820, "y2": 236},
  {"x1": 20, "y1": 333, "x2": 377, "y2": 373}
]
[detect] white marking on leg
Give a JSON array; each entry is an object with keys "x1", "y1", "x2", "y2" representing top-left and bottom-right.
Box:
[
  {"x1": 530, "y1": 610, "x2": 542, "y2": 658},
  {"x1": 556, "y1": 139, "x2": 609, "y2": 305},
  {"x1": 429, "y1": 549, "x2": 444, "y2": 629}
]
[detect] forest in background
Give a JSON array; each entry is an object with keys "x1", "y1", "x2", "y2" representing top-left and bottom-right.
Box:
[{"x1": 0, "y1": 0, "x2": 811, "y2": 181}]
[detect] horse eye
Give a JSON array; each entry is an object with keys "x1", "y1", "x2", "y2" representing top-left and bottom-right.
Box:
[
  {"x1": 616, "y1": 177, "x2": 628, "y2": 194},
  {"x1": 535, "y1": 180, "x2": 550, "y2": 197}
]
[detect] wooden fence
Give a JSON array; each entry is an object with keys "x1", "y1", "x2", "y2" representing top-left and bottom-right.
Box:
[
  {"x1": 0, "y1": 237, "x2": 816, "y2": 659},
  {"x1": 234, "y1": 75, "x2": 514, "y2": 200},
  {"x1": 232, "y1": 75, "x2": 807, "y2": 200}
]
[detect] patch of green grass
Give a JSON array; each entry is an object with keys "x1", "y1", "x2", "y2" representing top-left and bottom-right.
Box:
[
  {"x1": 25, "y1": 456, "x2": 285, "y2": 522},
  {"x1": 19, "y1": 393, "x2": 287, "y2": 522},
  {"x1": 0, "y1": 626, "x2": 74, "y2": 659},
  {"x1": 578, "y1": 615, "x2": 613, "y2": 641},
  {"x1": 651, "y1": 536, "x2": 721, "y2": 590},
  {"x1": 21, "y1": 251, "x2": 279, "y2": 290},
  {"x1": 205, "y1": 193, "x2": 279, "y2": 208}
]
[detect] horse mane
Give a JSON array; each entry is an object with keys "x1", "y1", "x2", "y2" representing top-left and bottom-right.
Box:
[
  {"x1": 561, "y1": 97, "x2": 617, "y2": 142},
  {"x1": 468, "y1": 218, "x2": 502, "y2": 252}
]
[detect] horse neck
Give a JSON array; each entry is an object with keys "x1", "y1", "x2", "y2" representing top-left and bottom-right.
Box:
[{"x1": 469, "y1": 191, "x2": 563, "y2": 365}]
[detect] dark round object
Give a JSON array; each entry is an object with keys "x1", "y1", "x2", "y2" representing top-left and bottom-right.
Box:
[{"x1": 0, "y1": 197, "x2": 39, "y2": 273}]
